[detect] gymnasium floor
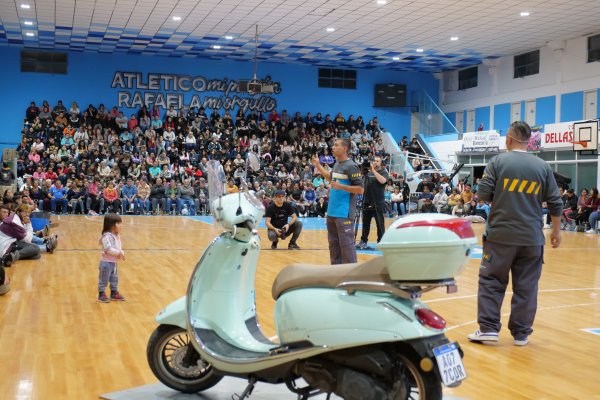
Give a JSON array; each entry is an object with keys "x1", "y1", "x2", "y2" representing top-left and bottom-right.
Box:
[{"x1": 0, "y1": 215, "x2": 598, "y2": 399}]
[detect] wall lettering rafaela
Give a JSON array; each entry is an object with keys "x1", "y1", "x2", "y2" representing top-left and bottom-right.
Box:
[{"x1": 111, "y1": 72, "x2": 281, "y2": 113}]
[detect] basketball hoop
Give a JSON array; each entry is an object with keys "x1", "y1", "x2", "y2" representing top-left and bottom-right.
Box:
[
  {"x1": 572, "y1": 120, "x2": 599, "y2": 155},
  {"x1": 572, "y1": 141, "x2": 588, "y2": 148}
]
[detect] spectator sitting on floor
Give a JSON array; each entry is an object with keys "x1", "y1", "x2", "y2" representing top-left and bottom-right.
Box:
[{"x1": 0, "y1": 204, "x2": 57, "y2": 266}]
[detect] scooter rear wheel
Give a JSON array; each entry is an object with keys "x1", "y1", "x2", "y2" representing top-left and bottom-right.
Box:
[
  {"x1": 392, "y1": 352, "x2": 442, "y2": 400},
  {"x1": 147, "y1": 324, "x2": 222, "y2": 394}
]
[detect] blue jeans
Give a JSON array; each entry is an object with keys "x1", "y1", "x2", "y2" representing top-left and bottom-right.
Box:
[
  {"x1": 391, "y1": 202, "x2": 406, "y2": 215},
  {"x1": 589, "y1": 211, "x2": 600, "y2": 230},
  {"x1": 123, "y1": 198, "x2": 137, "y2": 213},
  {"x1": 31, "y1": 235, "x2": 48, "y2": 252},
  {"x1": 177, "y1": 198, "x2": 196, "y2": 215},
  {"x1": 136, "y1": 198, "x2": 151, "y2": 213},
  {"x1": 98, "y1": 261, "x2": 118, "y2": 293},
  {"x1": 166, "y1": 198, "x2": 177, "y2": 214},
  {"x1": 51, "y1": 198, "x2": 68, "y2": 213}
]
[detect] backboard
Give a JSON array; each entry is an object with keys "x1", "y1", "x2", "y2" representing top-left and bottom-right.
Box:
[{"x1": 573, "y1": 120, "x2": 599, "y2": 155}]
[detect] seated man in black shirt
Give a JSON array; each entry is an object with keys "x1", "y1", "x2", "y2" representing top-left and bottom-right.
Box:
[{"x1": 265, "y1": 190, "x2": 302, "y2": 250}]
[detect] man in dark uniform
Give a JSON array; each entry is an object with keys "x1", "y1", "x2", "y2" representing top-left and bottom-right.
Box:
[
  {"x1": 311, "y1": 138, "x2": 363, "y2": 264},
  {"x1": 468, "y1": 121, "x2": 562, "y2": 346},
  {"x1": 357, "y1": 156, "x2": 389, "y2": 249},
  {"x1": 265, "y1": 190, "x2": 302, "y2": 250}
]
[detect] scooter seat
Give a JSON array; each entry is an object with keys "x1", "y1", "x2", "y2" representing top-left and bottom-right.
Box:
[{"x1": 272, "y1": 256, "x2": 391, "y2": 299}]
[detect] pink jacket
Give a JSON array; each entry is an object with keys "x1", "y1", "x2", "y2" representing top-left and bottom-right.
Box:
[{"x1": 99, "y1": 232, "x2": 123, "y2": 263}]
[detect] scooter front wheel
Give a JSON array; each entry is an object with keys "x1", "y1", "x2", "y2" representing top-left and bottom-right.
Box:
[{"x1": 147, "y1": 324, "x2": 222, "y2": 394}]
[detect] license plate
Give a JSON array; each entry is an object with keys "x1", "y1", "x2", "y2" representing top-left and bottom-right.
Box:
[{"x1": 432, "y1": 342, "x2": 467, "y2": 386}]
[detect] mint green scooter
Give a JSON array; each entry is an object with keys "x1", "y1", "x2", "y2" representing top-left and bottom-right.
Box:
[{"x1": 147, "y1": 160, "x2": 476, "y2": 400}]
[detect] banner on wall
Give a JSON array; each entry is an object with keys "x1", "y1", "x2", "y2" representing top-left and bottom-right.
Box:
[
  {"x1": 111, "y1": 72, "x2": 282, "y2": 113},
  {"x1": 461, "y1": 130, "x2": 500, "y2": 153},
  {"x1": 542, "y1": 121, "x2": 577, "y2": 150}
]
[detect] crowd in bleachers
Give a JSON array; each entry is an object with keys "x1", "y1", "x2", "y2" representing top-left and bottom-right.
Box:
[
  {"x1": 7, "y1": 100, "x2": 599, "y2": 232},
  {"x1": 15, "y1": 100, "x2": 396, "y2": 218}
]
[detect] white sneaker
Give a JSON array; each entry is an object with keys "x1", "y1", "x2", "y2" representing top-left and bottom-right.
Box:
[
  {"x1": 467, "y1": 329, "x2": 499, "y2": 343},
  {"x1": 514, "y1": 337, "x2": 529, "y2": 346},
  {"x1": 585, "y1": 229, "x2": 596, "y2": 234},
  {"x1": 543, "y1": 224, "x2": 552, "y2": 229}
]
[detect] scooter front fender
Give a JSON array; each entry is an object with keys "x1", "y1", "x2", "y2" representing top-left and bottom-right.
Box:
[{"x1": 155, "y1": 296, "x2": 187, "y2": 329}]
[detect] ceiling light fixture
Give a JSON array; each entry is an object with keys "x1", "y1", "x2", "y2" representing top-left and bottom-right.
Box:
[
  {"x1": 377, "y1": 0, "x2": 387, "y2": 5},
  {"x1": 225, "y1": 35, "x2": 233, "y2": 40},
  {"x1": 172, "y1": 16, "x2": 181, "y2": 21},
  {"x1": 450, "y1": 36, "x2": 459, "y2": 41},
  {"x1": 392, "y1": 56, "x2": 400, "y2": 61},
  {"x1": 520, "y1": 11, "x2": 530, "y2": 17},
  {"x1": 24, "y1": 21, "x2": 33, "y2": 25},
  {"x1": 26, "y1": 32, "x2": 34, "y2": 36},
  {"x1": 20, "y1": 4, "x2": 30, "y2": 8},
  {"x1": 213, "y1": 45, "x2": 221, "y2": 49},
  {"x1": 326, "y1": 27, "x2": 335, "y2": 32},
  {"x1": 416, "y1": 48, "x2": 424, "y2": 53}
]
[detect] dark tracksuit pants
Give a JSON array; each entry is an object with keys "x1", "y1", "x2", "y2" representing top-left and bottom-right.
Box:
[
  {"x1": 478, "y1": 240, "x2": 543, "y2": 340},
  {"x1": 360, "y1": 203, "x2": 385, "y2": 244},
  {"x1": 326, "y1": 217, "x2": 357, "y2": 264},
  {"x1": 267, "y1": 220, "x2": 303, "y2": 245}
]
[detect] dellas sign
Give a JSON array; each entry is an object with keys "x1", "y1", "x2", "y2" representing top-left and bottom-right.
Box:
[{"x1": 543, "y1": 121, "x2": 577, "y2": 150}]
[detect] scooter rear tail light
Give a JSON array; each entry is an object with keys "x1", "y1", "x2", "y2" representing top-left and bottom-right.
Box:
[
  {"x1": 415, "y1": 308, "x2": 446, "y2": 330},
  {"x1": 396, "y1": 218, "x2": 475, "y2": 239}
]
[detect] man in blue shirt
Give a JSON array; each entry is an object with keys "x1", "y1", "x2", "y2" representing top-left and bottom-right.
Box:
[
  {"x1": 121, "y1": 177, "x2": 138, "y2": 213},
  {"x1": 49, "y1": 180, "x2": 68, "y2": 214},
  {"x1": 311, "y1": 139, "x2": 363, "y2": 264}
]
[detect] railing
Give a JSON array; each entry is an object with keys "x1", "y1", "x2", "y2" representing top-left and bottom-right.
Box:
[{"x1": 412, "y1": 90, "x2": 460, "y2": 138}]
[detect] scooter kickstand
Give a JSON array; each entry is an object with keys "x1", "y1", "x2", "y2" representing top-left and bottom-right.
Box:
[{"x1": 232, "y1": 376, "x2": 257, "y2": 400}]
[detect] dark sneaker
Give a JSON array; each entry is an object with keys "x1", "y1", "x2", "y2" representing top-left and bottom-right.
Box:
[
  {"x1": 98, "y1": 293, "x2": 110, "y2": 303},
  {"x1": 110, "y1": 291, "x2": 125, "y2": 301},
  {"x1": 288, "y1": 243, "x2": 301, "y2": 250},
  {"x1": 2, "y1": 252, "x2": 19, "y2": 268},
  {"x1": 355, "y1": 241, "x2": 368, "y2": 250},
  {"x1": 271, "y1": 241, "x2": 278, "y2": 250}
]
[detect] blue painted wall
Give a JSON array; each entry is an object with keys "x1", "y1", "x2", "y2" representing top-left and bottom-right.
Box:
[
  {"x1": 0, "y1": 47, "x2": 439, "y2": 145},
  {"x1": 443, "y1": 112, "x2": 455, "y2": 134},
  {"x1": 535, "y1": 95, "x2": 556, "y2": 126},
  {"x1": 493, "y1": 103, "x2": 511, "y2": 134},
  {"x1": 474, "y1": 106, "x2": 490, "y2": 130},
  {"x1": 560, "y1": 91, "x2": 584, "y2": 122}
]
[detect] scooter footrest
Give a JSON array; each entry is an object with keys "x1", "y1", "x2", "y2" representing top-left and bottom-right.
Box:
[{"x1": 269, "y1": 340, "x2": 314, "y2": 355}]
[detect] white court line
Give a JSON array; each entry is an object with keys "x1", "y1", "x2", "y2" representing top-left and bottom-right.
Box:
[
  {"x1": 447, "y1": 301, "x2": 600, "y2": 331},
  {"x1": 425, "y1": 287, "x2": 600, "y2": 303},
  {"x1": 82, "y1": 214, "x2": 217, "y2": 230}
]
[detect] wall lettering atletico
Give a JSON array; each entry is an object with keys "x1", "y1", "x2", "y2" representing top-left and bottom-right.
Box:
[{"x1": 111, "y1": 72, "x2": 282, "y2": 113}]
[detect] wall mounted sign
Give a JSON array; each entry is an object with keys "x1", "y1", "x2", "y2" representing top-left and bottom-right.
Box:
[{"x1": 111, "y1": 72, "x2": 281, "y2": 112}]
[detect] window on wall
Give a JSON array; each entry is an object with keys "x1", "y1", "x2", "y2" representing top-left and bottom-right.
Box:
[
  {"x1": 514, "y1": 50, "x2": 539, "y2": 78},
  {"x1": 458, "y1": 66, "x2": 478, "y2": 90},
  {"x1": 588, "y1": 34, "x2": 600, "y2": 63},
  {"x1": 318, "y1": 68, "x2": 357, "y2": 89},
  {"x1": 20, "y1": 50, "x2": 68, "y2": 74}
]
